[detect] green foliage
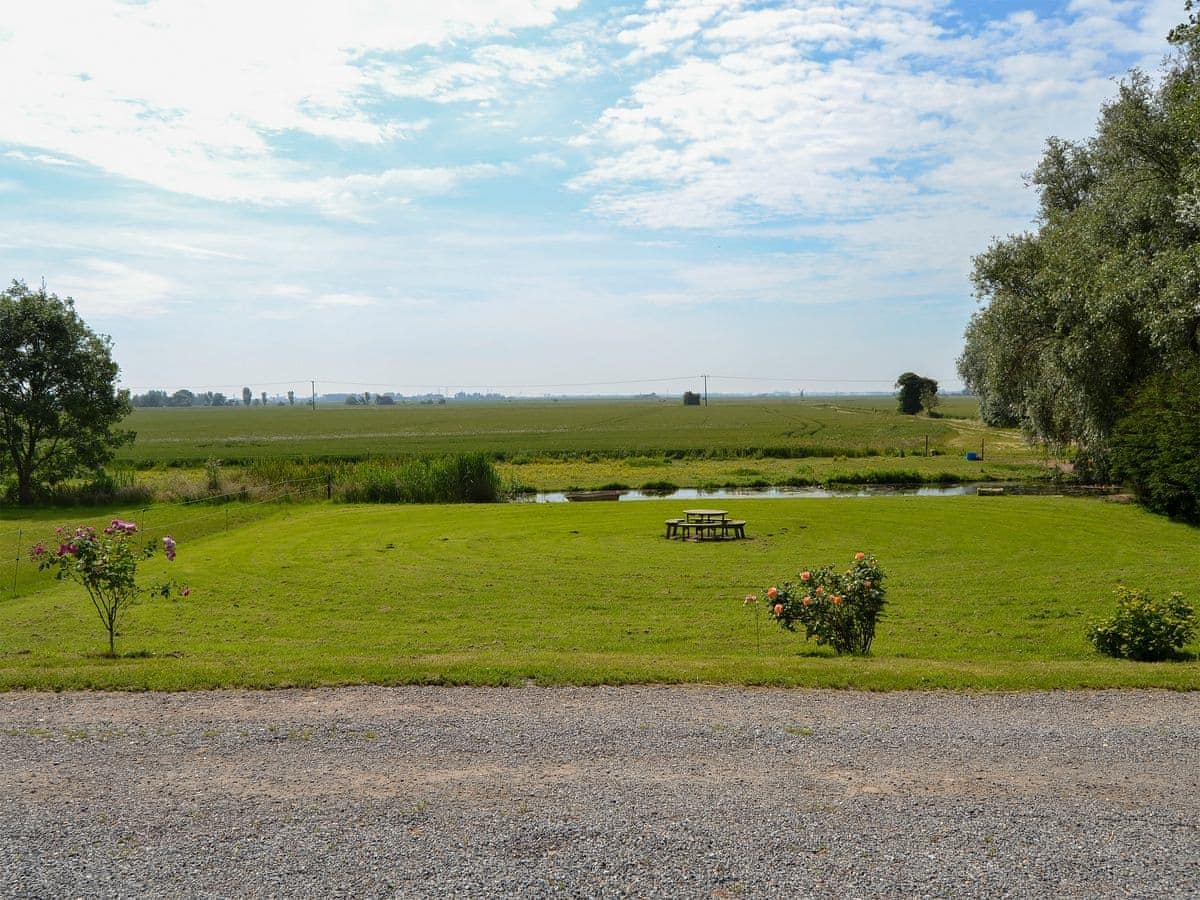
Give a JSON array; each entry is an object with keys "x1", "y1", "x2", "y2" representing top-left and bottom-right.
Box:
[
  {"x1": 1109, "y1": 362, "x2": 1200, "y2": 522},
  {"x1": 764, "y1": 553, "x2": 886, "y2": 654},
  {"x1": 0, "y1": 280, "x2": 133, "y2": 504},
  {"x1": 31, "y1": 520, "x2": 184, "y2": 655},
  {"x1": 958, "y1": 17, "x2": 1200, "y2": 463},
  {"x1": 1087, "y1": 587, "x2": 1195, "y2": 661},
  {"x1": 336, "y1": 453, "x2": 501, "y2": 503},
  {"x1": 895, "y1": 373, "x2": 938, "y2": 415}
]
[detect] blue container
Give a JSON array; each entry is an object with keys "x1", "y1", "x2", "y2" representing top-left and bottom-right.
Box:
[{"x1": 965, "y1": 452, "x2": 979, "y2": 461}]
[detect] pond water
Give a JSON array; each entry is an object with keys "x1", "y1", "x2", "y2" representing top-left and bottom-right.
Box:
[
  {"x1": 515, "y1": 482, "x2": 1120, "y2": 503},
  {"x1": 523, "y1": 483, "x2": 1000, "y2": 503}
]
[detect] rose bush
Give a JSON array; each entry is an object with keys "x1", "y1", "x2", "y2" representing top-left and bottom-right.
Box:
[
  {"x1": 32, "y1": 520, "x2": 187, "y2": 655},
  {"x1": 762, "y1": 553, "x2": 886, "y2": 655}
]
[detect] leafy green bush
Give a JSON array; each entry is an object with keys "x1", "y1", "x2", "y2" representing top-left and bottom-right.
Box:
[
  {"x1": 1087, "y1": 587, "x2": 1195, "y2": 661},
  {"x1": 338, "y1": 453, "x2": 501, "y2": 504},
  {"x1": 761, "y1": 553, "x2": 886, "y2": 655},
  {"x1": 1109, "y1": 362, "x2": 1200, "y2": 523}
]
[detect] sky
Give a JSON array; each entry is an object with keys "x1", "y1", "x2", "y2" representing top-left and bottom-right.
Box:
[{"x1": 0, "y1": 0, "x2": 1186, "y2": 397}]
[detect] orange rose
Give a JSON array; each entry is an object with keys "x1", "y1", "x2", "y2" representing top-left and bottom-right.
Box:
[
  {"x1": 832, "y1": 595, "x2": 843, "y2": 605},
  {"x1": 854, "y1": 552, "x2": 865, "y2": 561},
  {"x1": 767, "y1": 586, "x2": 778, "y2": 599},
  {"x1": 815, "y1": 586, "x2": 824, "y2": 595},
  {"x1": 800, "y1": 571, "x2": 810, "y2": 581},
  {"x1": 801, "y1": 597, "x2": 811, "y2": 606}
]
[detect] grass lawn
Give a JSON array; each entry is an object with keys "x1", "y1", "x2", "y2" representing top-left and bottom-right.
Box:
[{"x1": 2, "y1": 497, "x2": 1197, "y2": 691}]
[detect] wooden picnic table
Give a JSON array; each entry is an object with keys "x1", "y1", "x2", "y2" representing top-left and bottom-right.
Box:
[
  {"x1": 667, "y1": 510, "x2": 746, "y2": 540},
  {"x1": 683, "y1": 509, "x2": 728, "y2": 523}
]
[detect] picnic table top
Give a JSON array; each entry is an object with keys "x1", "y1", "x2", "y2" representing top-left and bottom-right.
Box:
[{"x1": 683, "y1": 509, "x2": 728, "y2": 518}]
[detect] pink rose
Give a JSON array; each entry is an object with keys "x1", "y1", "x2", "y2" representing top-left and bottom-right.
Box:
[
  {"x1": 800, "y1": 571, "x2": 810, "y2": 582},
  {"x1": 767, "y1": 586, "x2": 778, "y2": 599},
  {"x1": 854, "y1": 552, "x2": 865, "y2": 561},
  {"x1": 773, "y1": 603, "x2": 784, "y2": 615}
]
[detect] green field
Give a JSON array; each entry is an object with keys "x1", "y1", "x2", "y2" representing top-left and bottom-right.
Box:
[
  {"x1": 3, "y1": 497, "x2": 1197, "y2": 691},
  {"x1": 117, "y1": 396, "x2": 1029, "y2": 465}
]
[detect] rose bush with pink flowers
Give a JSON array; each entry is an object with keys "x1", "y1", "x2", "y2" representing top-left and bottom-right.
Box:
[
  {"x1": 760, "y1": 553, "x2": 886, "y2": 655},
  {"x1": 31, "y1": 520, "x2": 187, "y2": 655}
]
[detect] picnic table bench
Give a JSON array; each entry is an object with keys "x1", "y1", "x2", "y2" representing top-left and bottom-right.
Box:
[{"x1": 665, "y1": 509, "x2": 747, "y2": 541}]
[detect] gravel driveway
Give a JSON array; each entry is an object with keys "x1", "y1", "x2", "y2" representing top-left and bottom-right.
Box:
[{"x1": 1, "y1": 686, "x2": 1197, "y2": 898}]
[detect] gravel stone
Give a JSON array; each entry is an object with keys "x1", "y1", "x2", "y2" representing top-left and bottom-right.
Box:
[{"x1": 0, "y1": 686, "x2": 1197, "y2": 898}]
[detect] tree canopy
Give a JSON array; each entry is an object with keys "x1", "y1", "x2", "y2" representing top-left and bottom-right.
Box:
[
  {"x1": 958, "y1": 7, "x2": 1200, "y2": 469},
  {"x1": 0, "y1": 281, "x2": 132, "y2": 504},
  {"x1": 895, "y1": 372, "x2": 938, "y2": 415}
]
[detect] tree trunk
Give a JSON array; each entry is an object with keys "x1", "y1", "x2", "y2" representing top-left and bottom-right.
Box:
[{"x1": 16, "y1": 470, "x2": 34, "y2": 506}]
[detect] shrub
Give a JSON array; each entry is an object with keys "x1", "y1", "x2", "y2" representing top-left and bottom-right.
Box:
[
  {"x1": 1109, "y1": 362, "x2": 1200, "y2": 523},
  {"x1": 31, "y1": 521, "x2": 186, "y2": 655},
  {"x1": 762, "y1": 553, "x2": 886, "y2": 655},
  {"x1": 337, "y1": 453, "x2": 501, "y2": 504},
  {"x1": 1087, "y1": 587, "x2": 1195, "y2": 661}
]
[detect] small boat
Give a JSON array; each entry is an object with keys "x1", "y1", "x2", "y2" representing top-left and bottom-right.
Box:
[{"x1": 564, "y1": 489, "x2": 625, "y2": 502}]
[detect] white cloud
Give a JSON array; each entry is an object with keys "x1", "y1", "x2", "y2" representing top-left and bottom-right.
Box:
[
  {"x1": 573, "y1": 0, "x2": 1183, "y2": 229},
  {"x1": 0, "y1": 1, "x2": 580, "y2": 208},
  {"x1": 53, "y1": 260, "x2": 175, "y2": 318},
  {"x1": 5, "y1": 149, "x2": 78, "y2": 167},
  {"x1": 309, "y1": 293, "x2": 377, "y2": 308}
]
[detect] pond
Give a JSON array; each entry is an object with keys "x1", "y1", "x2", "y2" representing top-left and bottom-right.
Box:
[
  {"x1": 517, "y1": 482, "x2": 1100, "y2": 503},
  {"x1": 525, "y1": 482, "x2": 993, "y2": 504}
]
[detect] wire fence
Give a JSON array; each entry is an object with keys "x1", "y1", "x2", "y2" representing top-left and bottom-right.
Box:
[{"x1": 0, "y1": 475, "x2": 331, "y2": 602}]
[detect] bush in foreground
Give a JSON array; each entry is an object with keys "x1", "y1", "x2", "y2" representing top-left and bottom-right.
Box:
[
  {"x1": 1087, "y1": 587, "x2": 1195, "y2": 662},
  {"x1": 761, "y1": 553, "x2": 886, "y2": 655},
  {"x1": 31, "y1": 520, "x2": 186, "y2": 655}
]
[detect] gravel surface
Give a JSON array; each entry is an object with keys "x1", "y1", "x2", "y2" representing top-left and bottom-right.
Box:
[{"x1": 1, "y1": 686, "x2": 1197, "y2": 898}]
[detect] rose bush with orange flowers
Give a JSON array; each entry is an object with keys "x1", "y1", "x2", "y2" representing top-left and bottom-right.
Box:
[{"x1": 762, "y1": 553, "x2": 886, "y2": 655}]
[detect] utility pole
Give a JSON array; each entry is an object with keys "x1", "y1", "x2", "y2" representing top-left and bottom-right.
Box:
[
  {"x1": 702, "y1": 374, "x2": 708, "y2": 407},
  {"x1": 311, "y1": 380, "x2": 316, "y2": 411}
]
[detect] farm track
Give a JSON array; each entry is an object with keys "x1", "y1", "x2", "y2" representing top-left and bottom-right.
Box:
[{"x1": 2, "y1": 686, "x2": 1196, "y2": 897}]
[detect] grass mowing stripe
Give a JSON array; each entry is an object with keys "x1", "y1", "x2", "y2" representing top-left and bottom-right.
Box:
[{"x1": 1, "y1": 497, "x2": 1196, "y2": 690}]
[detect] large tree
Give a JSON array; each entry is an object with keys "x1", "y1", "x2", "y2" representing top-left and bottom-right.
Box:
[
  {"x1": 958, "y1": 7, "x2": 1200, "y2": 469},
  {"x1": 0, "y1": 281, "x2": 132, "y2": 505}
]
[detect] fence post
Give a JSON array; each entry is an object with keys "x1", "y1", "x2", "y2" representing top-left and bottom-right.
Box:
[{"x1": 12, "y1": 528, "x2": 21, "y2": 597}]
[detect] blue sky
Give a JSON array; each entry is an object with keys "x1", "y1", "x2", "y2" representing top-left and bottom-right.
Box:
[{"x1": 0, "y1": 0, "x2": 1185, "y2": 396}]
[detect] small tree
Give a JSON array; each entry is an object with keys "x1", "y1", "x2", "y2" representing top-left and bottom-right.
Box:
[
  {"x1": 242, "y1": 386, "x2": 251, "y2": 407},
  {"x1": 287, "y1": 390, "x2": 295, "y2": 406},
  {"x1": 0, "y1": 281, "x2": 133, "y2": 505},
  {"x1": 896, "y1": 372, "x2": 937, "y2": 415},
  {"x1": 260, "y1": 391, "x2": 267, "y2": 406},
  {"x1": 32, "y1": 521, "x2": 186, "y2": 655}
]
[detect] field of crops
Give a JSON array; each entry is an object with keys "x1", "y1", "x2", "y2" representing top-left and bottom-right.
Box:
[{"x1": 117, "y1": 396, "x2": 1029, "y2": 465}]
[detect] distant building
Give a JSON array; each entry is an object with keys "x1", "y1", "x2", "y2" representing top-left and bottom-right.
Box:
[{"x1": 683, "y1": 391, "x2": 701, "y2": 406}]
